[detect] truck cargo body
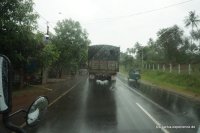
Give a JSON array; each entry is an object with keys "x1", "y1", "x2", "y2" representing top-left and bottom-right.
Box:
[{"x1": 88, "y1": 45, "x2": 120, "y2": 81}]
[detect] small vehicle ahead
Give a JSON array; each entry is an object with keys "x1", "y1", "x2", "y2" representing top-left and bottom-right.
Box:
[
  {"x1": 128, "y1": 69, "x2": 141, "y2": 83},
  {"x1": 0, "y1": 55, "x2": 48, "y2": 133}
]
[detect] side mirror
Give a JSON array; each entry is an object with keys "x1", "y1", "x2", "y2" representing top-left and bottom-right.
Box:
[
  {"x1": 0, "y1": 55, "x2": 48, "y2": 133},
  {"x1": 26, "y1": 96, "x2": 49, "y2": 126},
  {"x1": 0, "y1": 55, "x2": 11, "y2": 113}
]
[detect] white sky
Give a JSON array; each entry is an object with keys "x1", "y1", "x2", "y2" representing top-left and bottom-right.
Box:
[{"x1": 34, "y1": 0, "x2": 200, "y2": 52}]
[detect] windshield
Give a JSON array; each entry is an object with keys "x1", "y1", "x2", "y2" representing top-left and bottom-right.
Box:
[{"x1": 1, "y1": 0, "x2": 200, "y2": 133}]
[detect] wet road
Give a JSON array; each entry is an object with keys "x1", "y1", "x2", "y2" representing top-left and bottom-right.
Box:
[{"x1": 26, "y1": 76, "x2": 199, "y2": 133}]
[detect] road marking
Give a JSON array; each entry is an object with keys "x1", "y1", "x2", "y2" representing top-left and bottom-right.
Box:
[
  {"x1": 48, "y1": 81, "x2": 80, "y2": 107},
  {"x1": 136, "y1": 103, "x2": 170, "y2": 133},
  {"x1": 29, "y1": 85, "x2": 53, "y2": 91},
  {"x1": 117, "y1": 78, "x2": 174, "y2": 116},
  {"x1": 19, "y1": 80, "x2": 81, "y2": 128},
  {"x1": 20, "y1": 122, "x2": 26, "y2": 128}
]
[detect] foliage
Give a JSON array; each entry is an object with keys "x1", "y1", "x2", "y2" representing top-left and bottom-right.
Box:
[
  {"x1": 0, "y1": 0, "x2": 39, "y2": 68},
  {"x1": 52, "y1": 19, "x2": 90, "y2": 76},
  {"x1": 0, "y1": 0, "x2": 91, "y2": 85},
  {"x1": 41, "y1": 43, "x2": 60, "y2": 68},
  {"x1": 156, "y1": 25, "x2": 184, "y2": 63},
  {"x1": 184, "y1": 11, "x2": 200, "y2": 48},
  {"x1": 191, "y1": 30, "x2": 200, "y2": 45},
  {"x1": 119, "y1": 11, "x2": 200, "y2": 96},
  {"x1": 184, "y1": 11, "x2": 200, "y2": 32},
  {"x1": 123, "y1": 16, "x2": 200, "y2": 66},
  {"x1": 0, "y1": 0, "x2": 40, "y2": 88},
  {"x1": 145, "y1": 38, "x2": 165, "y2": 63},
  {"x1": 120, "y1": 52, "x2": 137, "y2": 71}
]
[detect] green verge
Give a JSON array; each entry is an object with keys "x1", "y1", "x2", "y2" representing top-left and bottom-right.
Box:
[
  {"x1": 141, "y1": 70, "x2": 200, "y2": 95},
  {"x1": 119, "y1": 65, "x2": 129, "y2": 75},
  {"x1": 119, "y1": 65, "x2": 200, "y2": 97}
]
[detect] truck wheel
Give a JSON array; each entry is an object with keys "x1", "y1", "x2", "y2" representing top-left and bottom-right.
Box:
[
  {"x1": 111, "y1": 80, "x2": 116, "y2": 84},
  {"x1": 89, "y1": 79, "x2": 94, "y2": 83},
  {"x1": 108, "y1": 76, "x2": 111, "y2": 82},
  {"x1": 89, "y1": 79, "x2": 95, "y2": 88}
]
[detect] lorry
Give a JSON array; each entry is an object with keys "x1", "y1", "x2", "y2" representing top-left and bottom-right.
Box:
[{"x1": 88, "y1": 44, "x2": 120, "y2": 83}]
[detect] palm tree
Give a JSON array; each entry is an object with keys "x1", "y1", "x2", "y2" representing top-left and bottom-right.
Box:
[
  {"x1": 184, "y1": 11, "x2": 200, "y2": 44},
  {"x1": 191, "y1": 29, "x2": 200, "y2": 46},
  {"x1": 191, "y1": 30, "x2": 200, "y2": 40},
  {"x1": 184, "y1": 11, "x2": 200, "y2": 32}
]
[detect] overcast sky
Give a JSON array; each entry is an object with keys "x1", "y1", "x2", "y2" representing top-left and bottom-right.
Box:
[{"x1": 34, "y1": 0, "x2": 200, "y2": 52}]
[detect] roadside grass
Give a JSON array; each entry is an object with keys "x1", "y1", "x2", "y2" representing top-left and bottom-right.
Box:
[
  {"x1": 119, "y1": 65, "x2": 129, "y2": 75},
  {"x1": 119, "y1": 65, "x2": 200, "y2": 97},
  {"x1": 141, "y1": 70, "x2": 200, "y2": 95}
]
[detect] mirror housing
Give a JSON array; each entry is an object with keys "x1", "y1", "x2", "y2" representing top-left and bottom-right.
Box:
[
  {"x1": 0, "y1": 55, "x2": 49, "y2": 133},
  {"x1": 0, "y1": 55, "x2": 12, "y2": 113},
  {"x1": 26, "y1": 96, "x2": 49, "y2": 126}
]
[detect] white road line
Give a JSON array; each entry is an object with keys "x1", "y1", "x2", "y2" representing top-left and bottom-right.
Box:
[
  {"x1": 19, "y1": 80, "x2": 82, "y2": 128},
  {"x1": 136, "y1": 103, "x2": 170, "y2": 133},
  {"x1": 48, "y1": 81, "x2": 80, "y2": 107},
  {"x1": 117, "y1": 78, "x2": 174, "y2": 116}
]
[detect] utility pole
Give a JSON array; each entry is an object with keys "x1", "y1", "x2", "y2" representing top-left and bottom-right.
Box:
[
  {"x1": 45, "y1": 21, "x2": 49, "y2": 41},
  {"x1": 42, "y1": 21, "x2": 50, "y2": 84},
  {"x1": 141, "y1": 46, "x2": 143, "y2": 69},
  {"x1": 47, "y1": 21, "x2": 49, "y2": 35}
]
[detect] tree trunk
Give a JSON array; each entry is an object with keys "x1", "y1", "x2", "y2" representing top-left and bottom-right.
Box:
[
  {"x1": 42, "y1": 67, "x2": 48, "y2": 84},
  {"x1": 58, "y1": 68, "x2": 62, "y2": 79},
  {"x1": 19, "y1": 68, "x2": 24, "y2": 89}
]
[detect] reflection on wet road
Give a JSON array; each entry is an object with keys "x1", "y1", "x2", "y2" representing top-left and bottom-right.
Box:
[{"x1": 27, "y1": 77, "x2": 199, "y2": 133}]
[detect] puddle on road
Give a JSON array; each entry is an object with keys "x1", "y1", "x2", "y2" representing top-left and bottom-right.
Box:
[
  {"x1": 128, "y1": 81, "x2": 200, "y2": 123},
  {"x1": 86, "y1": 80, "x2": 117, "y2": 132}
]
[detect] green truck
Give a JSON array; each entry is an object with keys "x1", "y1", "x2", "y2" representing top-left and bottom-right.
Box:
[{"x1": 88, "y1": 44, "x2": 120, "y2": 82}]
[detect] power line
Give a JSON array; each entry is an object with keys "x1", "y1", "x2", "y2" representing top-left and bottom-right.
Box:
[
  {"x1": 33, "y1": 8, "x2": 48, "y2": 22},
  {"x1": 84, "y1": 0, "x2": 194, "y2": 24},
  {"x1": 33, "y1": 8, "x2": 54, "y2": 30},
  {"x1": 37, "y1": 24, "x2": 47, "y2": 32},
  {"x1": 121, "y1": 0, "x2": 193, "y2": 18}
]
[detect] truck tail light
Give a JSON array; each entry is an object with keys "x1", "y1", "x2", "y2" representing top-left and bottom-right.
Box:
[
  {"x1": 111, "y1": 75, "x2": 116, "y2": 81},
  {"x1": 89, "y1": 74, "x2": 95, "y2": 79}
]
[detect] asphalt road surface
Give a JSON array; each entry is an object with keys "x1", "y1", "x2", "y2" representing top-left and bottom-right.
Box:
[{"x1": 25, "y1": 76, "x2": 199, "y2": 133}]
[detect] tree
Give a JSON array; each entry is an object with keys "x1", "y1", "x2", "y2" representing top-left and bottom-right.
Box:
[
  {"x1": 0, "y1": 0, "x2": 39, "y2": 88},
  {"x1": 53, "y1": 19, "x2": 90, "y2": 78},
  {"x1": 145, "y1": 38, "x2": 165, "y2": 64},
  {"x1": 125, "y1": 12, "x2": 200, "y2": 66},
  {"x1": 178, "y1": 37, "x2": 199, "y2": 63},
  {"x1": 40, "y1": 42, "x2": 60, "y2": 83},
  {"x1": 184, "y1": 11, "x2": 200, "y2": 32},
  {"x1": 120, "y1": 52, "x2": 136, "y2": 70},
  {"x1": 156, "y1": 25, "x2": 184, "y2": 63},
  {"x1": 191, "y1": 30, "x2": 200, "y2": 46},
  {"x1": 184, "y1": 11, "x2": 200, "y2": 44}
]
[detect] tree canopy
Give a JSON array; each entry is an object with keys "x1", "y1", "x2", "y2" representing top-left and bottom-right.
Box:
[
  {"x1": 0, "y1": 1, "x2": 91, "y2": 87},
  {"x1": 0, "y1": 0, "x2": 39, "y2": 69},
  {"x1": 121, "y1": 11, "x2": 200, "y2": 70},
  {"x1": 52, "y1": 19, "x2": 90, "y2": 77}
]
